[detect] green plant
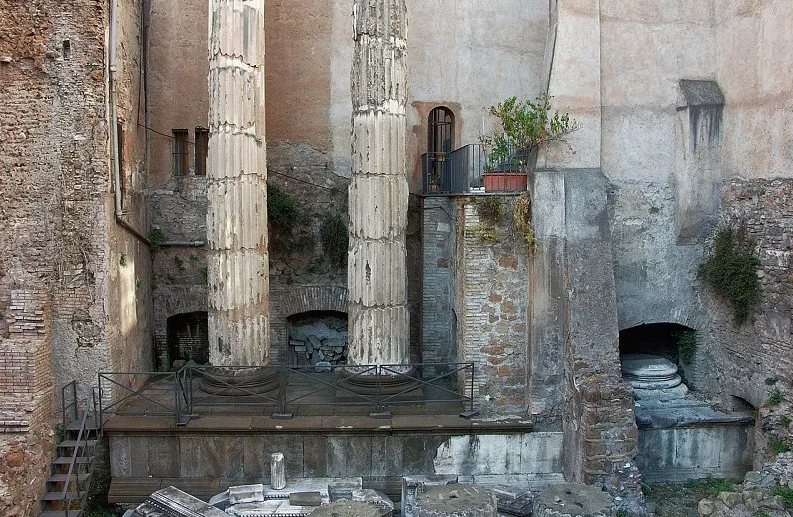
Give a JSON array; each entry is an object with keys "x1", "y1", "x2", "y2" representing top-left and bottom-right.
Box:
[
  {"x1": 481, "y1": 94, "x2": 579, "y2": 172},
  {"x1": 766, "y1": 377, "x2": 779, "y2": 386},
  {"x1": 770, "y1": 439, "x2": 791, "y2": 455},
  {"x1": 135, "y1": 277, "x2": 142, "y2": 289},
  {"x1": 173, "y1": 256, "x2": 185, "y2": 271},
  {"x1": 781, "y1": 415, "x2": 791, "y2": 428},
  {"x1": 683, "y1": 478, "x2": 737, "y2": 496},
  {"x1": 305, "y1": 256, "x2": 324, "y2": 274},
  {"x1": 699, "y1": 227, "x2": 762, "y2": 325},
  {"x1": 513, "y1": 192, "x2": 535, "y2": 249},
  {"x1": 267, "y1": 182, "x2": 300, "y2": 235},
  {"x1": 616, "y1": 509, "x2": 628, "y2": 517},
  {"x1": 55, "y1": 425, "x2": 65, "y2": 444},
  {"x1": 677, "y1": 330, "x2": 697, "y2": 362},
  {"x1": 774, "y1": 483, "x2": 793, "y2": 508},
  {"x1": 148, "y1": 228, "x2": 167, "y2": 252},
  {"x1": 118, "y1": 254, "x2": 126, "y2": 267},
  {"x1": 320, "y1": 213, "x2": 348, "y2": 269},
  {"x1": 768, "y1": 391, "x2": 784, "y2": 406},
  {"x1": 471, "y1": 197, "x2": 507, "y2": 244}
]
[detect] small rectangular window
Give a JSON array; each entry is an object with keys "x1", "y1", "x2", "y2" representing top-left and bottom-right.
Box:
[
  {"x1": 195, "y1": 127, "x2": 209, "y2": 176},
  {"x1": 172, "y1": 129, "x2": 189, "y2": 176}
]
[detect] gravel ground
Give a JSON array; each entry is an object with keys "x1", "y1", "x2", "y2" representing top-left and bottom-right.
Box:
[{"x1": 643, "y1": 479, "x2": 740, "y2": 517}]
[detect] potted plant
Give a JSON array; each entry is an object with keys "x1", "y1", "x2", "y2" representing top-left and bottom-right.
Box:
[{"x1": 480, "y1": 95, "x2": 578, "y2": 192}]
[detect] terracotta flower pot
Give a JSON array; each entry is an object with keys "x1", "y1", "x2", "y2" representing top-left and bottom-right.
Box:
[{"x1": 482, "y1": 172, "x2": 528, "y2": 192}]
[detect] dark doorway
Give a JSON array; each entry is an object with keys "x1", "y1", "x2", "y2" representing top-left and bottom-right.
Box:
[
  {"x1": 619, "y1": 322, "x2": 694, "y2": 363},
  {"x1": 426, "y1": 107, "x2": 455, "y2": 192},
  {"x1": 166, "y1": 311, "x2": 209, "y2": 367}
]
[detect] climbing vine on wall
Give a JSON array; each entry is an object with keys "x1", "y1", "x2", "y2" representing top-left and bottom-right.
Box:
[
  {"x1": 472, "y1": 196, "x2": 506, "y2": 244},
  {"x1": 267, "y1": 182, "x2": 300, "y2": 236},
  {"x1": 320, "y1": 213, "x2": 348, "y2": 269},
  {"x1": 513, "y1": 192, "x2": 534, "y2": 249},
  {"x1": 699, "y1": 227, "x2": 762, "y2": 325}
]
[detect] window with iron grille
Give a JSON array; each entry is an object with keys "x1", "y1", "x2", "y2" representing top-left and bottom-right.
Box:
[
  {"x1": 194, "y1": 127, "x2": 208, "y2": 176},
  {"x1": 172, "y1": 129, "x2": 189, "y2": 176}
]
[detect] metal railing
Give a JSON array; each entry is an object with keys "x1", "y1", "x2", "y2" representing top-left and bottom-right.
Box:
[
  {"x1": 98, "y1": 371, "x2": 189, "y2": 425},
  {"x1": 96, "y1": 362, "x2": 476, "y2": 424},
  {"x1": 61, "y1": 380, "x2": 79, "y2": 430},
  {"x1": 61, "y1": 408, "x2": 92, "y2": 513},
  {"x1": 422, "y1": 143, "x2": 529, "y2": 195}
]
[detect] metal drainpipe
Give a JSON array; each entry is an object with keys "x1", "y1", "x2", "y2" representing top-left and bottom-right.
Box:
[
  {"x1": 160, "y1": 241, "x2": 206, "y2": 247},
  {"x1": 109, "y1": 0, "x2": 150, "y2": 247}
]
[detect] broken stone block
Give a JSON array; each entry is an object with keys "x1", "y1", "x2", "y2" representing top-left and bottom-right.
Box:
[
  {"x1": 328, "y1": 478, "x2": 363, "y2": 502},
  {"x1": 351, "y1": 489, "x2": 394, "y2": 516},
  {"x1": 307, "y1": 335, "x2": 321, "y2": 350},
  {"x1": 208, "y1": 489, "x2": 230, "y2": 510},
  {"x1": 309, "y1": 502, "x2": 382, "y2": 517},
  {"x1": 492, "y1": 485, "x2": 533, "y2": 516},
  {"x1": 228, "y1": 484, "x2": 264, "y2": 505},
  {"x1": 533, "y1": 483, "x2": 613, "y2": 517},
  {"x1": 415, "y1": 484, "x2": 497, "y2": 516},
  {"x1": 271, "y1": 453, "x2": 286, "y2": 490},
  {"x1": 315, "y1": 361, "x2": 332, "y2": 373},
  {"x1": 290, "y1": 491, "x2": 323, "y2": 506},
  {"x1": 401, "y1": 475, "x2": 458, "y2": 517}
]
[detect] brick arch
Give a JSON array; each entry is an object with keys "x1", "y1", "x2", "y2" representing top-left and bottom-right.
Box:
[{"x1": 277, "y1": 285, "x2": 348, "y2": 317}]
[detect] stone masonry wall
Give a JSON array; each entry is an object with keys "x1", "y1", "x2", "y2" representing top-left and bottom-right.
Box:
[
  {"x1": 422, "y1": 197, "x2": 457, "y2": 364},
  {"x1": 456, "y1": 197, "x2": 529, "y2": 412},
  {"x1": 699, "y1": 178, "x2": 793, "y2": 460}
]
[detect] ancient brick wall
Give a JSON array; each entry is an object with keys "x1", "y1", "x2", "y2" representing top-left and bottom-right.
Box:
[
  {"x1": 699, "y1": 179, "x2": 793, "y2": 407},
  {"x1": 0, "y1": 0, "x2": 149, "y2": 513},
  {"x1": 456, "y1": 197, "x2": 529, "y2": 411}
]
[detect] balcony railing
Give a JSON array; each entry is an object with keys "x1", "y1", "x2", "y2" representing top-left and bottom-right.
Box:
[{"x1": 422, "y1": 143, "x2": 528, "y2": 195}]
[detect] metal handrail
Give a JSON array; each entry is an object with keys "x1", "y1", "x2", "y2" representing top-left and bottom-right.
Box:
[
  {"x1": 95, "y1": 362, "x2": 479, "y2": 423},
  {"x1": 61, "y1": 408, "x2": 89, "y2": 512},
  {"x1": 98, "y1": 372, "x2": 182, "y2": 424},
  {"x1": 185, "y1": 365, "x2": 281, "y2": 416},
  {"x1": 379, "y1": 362, "x2": 475, "y2": 411},
  {"x1": 282, "y1": 364, "x2": 381, "y2": 409},
  {"x1": 61, "y1": 380, "x2": 78, "y2": 429}
]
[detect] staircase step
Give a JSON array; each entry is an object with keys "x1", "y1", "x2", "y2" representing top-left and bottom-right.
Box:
[
  {"x1": 52, "y1": 456, "x2": 92, "y2": 465},
  {"x1": 64, "y1": 419, "x2": 100, "y2": 432},
  {"x1": 38, "y1": 512, "x2": 83, "y2": 517},
  {"x1": 48, "y1": 473, "x2": 92, "y2": 484},
  {"x1": 41, "y1": 490, "x2": 86, "y2": 501},
  {"x1": 57, "y1": 440, "x2": 98, "y2": 450}
]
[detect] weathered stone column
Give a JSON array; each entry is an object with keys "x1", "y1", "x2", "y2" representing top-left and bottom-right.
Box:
[
  {"x1": 207, "y1": 0, "x2": 269, "y2": 366},
  {"x1": 347, "y1": 0, "x2": 410, "y2": 367}
]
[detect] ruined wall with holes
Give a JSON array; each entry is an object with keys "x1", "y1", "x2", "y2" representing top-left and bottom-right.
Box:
[
  {"x1": 454, "y1": 198, "x2": 529, "y2": 412},
  {"x1": 696, "y1": 179, "x2": 793, "y2": 414},
  {"x1": 0, "y1": 1, "x2": 149, "y2": 513}
]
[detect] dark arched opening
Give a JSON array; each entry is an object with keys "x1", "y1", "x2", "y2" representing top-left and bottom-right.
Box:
[
  {"x1": 619, "y1": 322, "x2": 694, "y2": 363},
  {"x1": 426, "y1": 107, "x2": 455, "y2": 192},
  {"x1": 166, "y1": 311, "x2": 209, "y2": 368}
]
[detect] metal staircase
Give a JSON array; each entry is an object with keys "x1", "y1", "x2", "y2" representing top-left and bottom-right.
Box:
[{"x1": 38, "y1": 383, "x2": 102, "y2": 517}]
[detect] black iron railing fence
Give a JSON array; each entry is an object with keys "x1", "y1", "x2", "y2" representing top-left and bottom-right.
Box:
[
  {"x1": 97, "y1": 362, "x2": 476, "y2": 425},
  {"x1": 422, "y1": 142, "x2": 529, "y2": 195}
]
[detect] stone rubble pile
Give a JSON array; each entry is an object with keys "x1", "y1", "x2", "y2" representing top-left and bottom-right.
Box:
[
  {"x1": 290, "y1": 335, "x2": 347, "y2": 365},
  {"x1": 697, "y1": 455, "x2": 793, "y2": 517}
]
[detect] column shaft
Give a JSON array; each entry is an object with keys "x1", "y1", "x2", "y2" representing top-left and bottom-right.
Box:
[
  {"x1": 348, "y1": 0, "x2": 410, "y2": 366},
  {"x1": 207, "y1": 0, "x2": 269, "y2": 366}
]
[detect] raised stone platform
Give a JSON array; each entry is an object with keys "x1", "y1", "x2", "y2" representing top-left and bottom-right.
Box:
[
  {"x1": 104, "y1": 414, "x2": 565, "y2": 506},
  {"x1": 635, "y1": 397, "x2": 755, "y2": 482}
]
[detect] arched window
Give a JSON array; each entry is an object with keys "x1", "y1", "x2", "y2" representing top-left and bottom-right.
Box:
[
  {"x1": 428, "y1": 107, "x2": 454, "y2": 155},
  {"x1": 426, "y1": 107, "x2": 455, "y2": 192}
]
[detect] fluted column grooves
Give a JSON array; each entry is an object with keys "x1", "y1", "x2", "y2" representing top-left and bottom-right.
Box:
[
  {"x1": 348, "y1": 0, "x2": 410, "y2": 367},
  {"x1": 207, "y1": 0, "x2": 269, "y2": 366}
]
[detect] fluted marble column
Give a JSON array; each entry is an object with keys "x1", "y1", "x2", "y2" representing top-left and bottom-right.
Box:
[
  {"x1": 348, "y1": 0, "x2": 410, "y2": 367},
  {"x1": 207, "y1": 0, "x2": 269, "y2": 366}
]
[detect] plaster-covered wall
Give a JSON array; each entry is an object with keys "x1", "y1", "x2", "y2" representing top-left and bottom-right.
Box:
[
  {"x1": 599, "y1": 0, "x2": 716, "y2": 330},
  {"x1": 715, "y1": 0, "x2": 793, "y2": 180}
]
